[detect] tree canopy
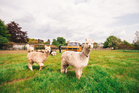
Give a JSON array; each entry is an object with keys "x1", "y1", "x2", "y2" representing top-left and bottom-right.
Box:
[
  {"x1": 52, "y1": 37, "x2": 66, "y2": 46},
  {"x1": 103, "y1": 35, "x2": 122, "y2": 49},
  {"x1": 27, "y1": 38, "x2": 38, "y2": 44},
  {"x1": 0, "y1": 19, "x2": 10, "y2": 49},
  {"x1": 52, "y1": 39, "x2": 59, "y2": 46},
  {"x1": 7, "y1": 21, "x2": 29, "y2": 43},
  {"x1": 133, "y1": 31, "x2": 139, "y2": 49}
]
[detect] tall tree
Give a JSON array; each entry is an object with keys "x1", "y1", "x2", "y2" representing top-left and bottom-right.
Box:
[
  {"x1": 7, "y1": 21, "x2": 29, "y2": 43},
  {"x1": 0, "y1": 19, "x2": 10, "y2": 49},
  {"x1": 47, "y1": 39, "x2": 50, "y2": 45},
  {"x1": 133, "y1": 31, "x2": 139, "y2": 49},
  {"x1": 0, "y1": 19, "x2": 10, "y2": 39},
  {"x1": 52, "y1": 39, "x2": 58, "y2": 46},
  {"x1": 103, "y1": 35, "x2": 122, "y2": 49},
  {"x1": 57, "y1": 37, "x2": 66, "y2": 45}
]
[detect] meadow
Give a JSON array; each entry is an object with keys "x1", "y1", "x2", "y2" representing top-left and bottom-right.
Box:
[{"x1": 0, "y1": 50, "x2": 139, "y2": 93}]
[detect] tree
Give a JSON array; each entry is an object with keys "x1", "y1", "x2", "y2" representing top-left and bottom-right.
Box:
[
  {"x1": 57, "y1": 37, "x2": 66, "y2": 45},
  {"x1": 103, "y1": 35, "x2": 122, "y2": 49},
  {"x1": 0, "y1": 35, "x2": 9, "y2": 49},
  {"x1": 27, "y1": 38, "x2": 38, "y2": 44},
  {"x1": 93, "y1": 42, "x2": 98, "y2": 49},
  {"x1": 43, "y1": 39, "x2": 50, "y2": 44},
  {"x1": 118, "y1": 40, "x2": 135, "y2": 50},
  {"x1": 0, "y1": 19, "x2": 10, "y2": 49},
  {"x1": 133, "y1": 31, "x2": 139, "y2": 50},
  {"x1": 7, "y1": 21, "x2": 29, "y2": 43},
  {"x1": 52, "y1": 39, "x2": 58, "y2": 46},
  {"x1": 0, "y1": 19, "x2": 11, "y2": 39},
  {"x1": 47, "y1": 39, "x2": 50, "y2": 45},
  {"x1": 52, "y1": 37, "x2": 66, "y2": 46}
]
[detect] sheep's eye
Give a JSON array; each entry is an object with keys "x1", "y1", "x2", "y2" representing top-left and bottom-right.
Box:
[{"x1": 86, "y1": 43, "x2": 88, "y2": 44}]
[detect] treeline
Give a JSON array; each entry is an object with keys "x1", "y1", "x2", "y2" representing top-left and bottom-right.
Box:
[
  {"x1": 103, "y1": 34, "x2": 139, "y2": 50},
  {"x1": 0, "y1": 19, "x2": 139, "y2": 50},
  {"x1": 0, "y1": 19, "x2": 66, "y2": 49}
]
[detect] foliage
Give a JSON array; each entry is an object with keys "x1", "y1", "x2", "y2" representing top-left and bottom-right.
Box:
[
  {"x1": 0, "y1": 19, "x2": 11, "y2": 49},
  {"x1": 47, "y1": 39, "x2": 50, "y2": 45},
  {"x1": 7, "y1": 21, "x2": 29, "y2": 43},
  {"x1": 42, "y1": 39, "x2": 50, "y2": 45},
  {"x1": 93, "y1": 42, "x2": 98, "y2": 49},
  {"x1": 0, "y1": 50, "x2": 138, "y2": 93},
  {"x1": 103, "y1": 35, "x2": 122, "y2": 49},
  {"x1": 118, "y1": 40, "x2": 135, "y2": 50},
  {"x1": 27, "y1": 38, "x2": 38, "y2": 44},
  {"x1": 0, "y1": 19, "x2": 11, "y2": 39},
  {"x1": 0, "y1": 35, "x2": 9, "y2": 45},
  {"x1": 52, "y1": 37, "x2": 66, "y2": 46},
  {"x1": 133, "y1": 31, "x2": 139, "y2": 50},
  {"x1": 57, "y1": 37, "x2": 66, "y2": 45},
  {"x1": 0, "y1": 35, "x2": 9, "y2": 49},
  {"x1": 52, "y1": 39, "x2": 59, "y2": 46}
]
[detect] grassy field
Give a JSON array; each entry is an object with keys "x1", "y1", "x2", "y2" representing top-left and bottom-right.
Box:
[{"x1": 0, "y1": 50, "x2": 139, "y2": 93}]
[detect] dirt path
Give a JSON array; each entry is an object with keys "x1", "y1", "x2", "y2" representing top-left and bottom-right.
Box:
[{"x1": 0, "y1": 50, "x2": 28, "y2": 54}]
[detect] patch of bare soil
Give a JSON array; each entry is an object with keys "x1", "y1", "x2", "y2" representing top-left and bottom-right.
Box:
[
  {"x1": 0, "y1": 76, "x2": 36, "y2": 87},
  {"x1": 0, "y1": 50, "x2": 28, "y2": 54}
]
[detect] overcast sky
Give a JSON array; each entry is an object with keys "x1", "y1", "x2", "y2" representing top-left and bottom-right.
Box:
[{"x1": 0, "y1": 0, "x2": 139, "y2": 43}]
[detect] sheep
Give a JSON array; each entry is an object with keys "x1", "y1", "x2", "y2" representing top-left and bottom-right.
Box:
[
  {"x1": 26, "y1": 44, "x2": 34, "y2": 53},
  {"x1": 51, "y1": 51, "x2": 57, "y2": 56},
  {"x1": 27, "y1": 45, "x2": 51, "y2": 71},
  {"x1": 61, "y1": 39, "x2": 93, "y2": 79},
  {"x1": 50, "y1": 50, "x2": 57, "y2": 56}
]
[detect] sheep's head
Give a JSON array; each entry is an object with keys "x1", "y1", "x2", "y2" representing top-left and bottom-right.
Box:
[
  {"x1": 84, "y1": 38, "x2": 94, "y2": 50},
  {"x1": 44, "y1": 46, "x2": 51, "y2": 53}
]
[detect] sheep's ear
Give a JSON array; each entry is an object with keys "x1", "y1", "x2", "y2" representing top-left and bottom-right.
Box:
[{"x1": 85, "y1": 38, "x2": 87, "y2": 41}]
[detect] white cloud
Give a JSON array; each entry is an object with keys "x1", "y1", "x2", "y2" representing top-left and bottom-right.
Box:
[{"x1": 0, "y1": 0, "x2": 139, "y2": 43}]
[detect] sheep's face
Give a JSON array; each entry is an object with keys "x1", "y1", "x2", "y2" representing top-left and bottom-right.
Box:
[
  {"x1": 84, "y1": 39, "x2": 94, "y2": 50},
  {"x1": 45, "y1": 46, "x2": 51, "y2": 53}
]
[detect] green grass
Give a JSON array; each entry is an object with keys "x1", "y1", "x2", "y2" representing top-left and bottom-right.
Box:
[{"x1": 0, "y1": 50, "x2": 139, "y2": 93}]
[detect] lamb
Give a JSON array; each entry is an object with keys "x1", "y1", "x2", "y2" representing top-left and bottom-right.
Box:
[
  {"x1": 26, "y1": 44, "x2": 34, "y2": 53},
  {"x1": 27, "y1": 45, "x2": 51, "y2": 71},
  {"x1": 61, "y1": 39, "x2": 93, "y2": 79}
]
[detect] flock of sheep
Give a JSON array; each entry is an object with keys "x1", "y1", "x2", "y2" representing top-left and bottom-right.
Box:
[{"x1": 27, "y1": 39, "x2": 93, "y2": 79}]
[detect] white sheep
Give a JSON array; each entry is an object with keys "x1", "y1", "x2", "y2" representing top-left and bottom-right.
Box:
[
  {"x1": 27, "y1": 45, "x2": 51, "y2": 71},
  {"x1": 61, "y1": 39, "x2": 93, "y2": 79},
  {"x1": 26, "y1": 44, "x2": 34, "y2": 53},
  {"x1": 51, "y1": 51, "x2": 57, "y2": 56}
]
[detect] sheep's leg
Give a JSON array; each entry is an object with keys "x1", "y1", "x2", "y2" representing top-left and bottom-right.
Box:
[
  {"x1": 61, "y1": 63, "x2": 65, "y2": 73},
  {"x1": 61, "y1": 62, "x2": 69, "y2": 73},
  {"x1": 28, "y1": 62, "x2": 34, "y2": 71},
  {"x1": 38, "y1": 63, "x2": 44, "y2": 70},
  {"x1": 75, "y1": 68, "x2": 82, "y2": 79},
  {"x1": 80, "y1": 68, "x2": 83, "y2": 78},
  {"x1": 61, "y1": 65, "x2": 64, "y2": 73},
  {"x1": 61, "y1": 58, "x2": 66, "y2": 73},
  {"x1": 64, "y1": 64, "x2": 69, "y2": 73}
]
